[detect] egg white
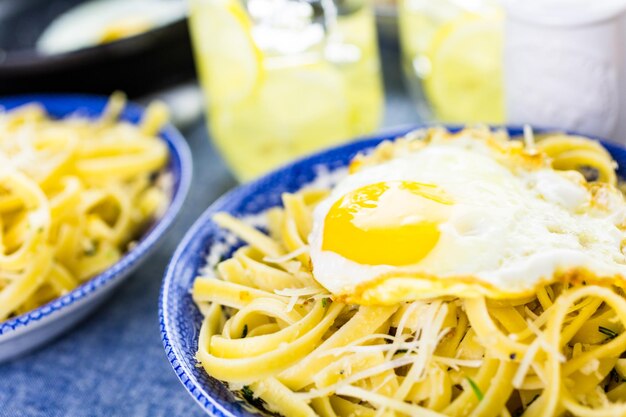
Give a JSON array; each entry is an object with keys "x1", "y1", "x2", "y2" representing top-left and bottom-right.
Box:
[{"x1": 308, "y1": 136, "x2": 626, "y2": 303}]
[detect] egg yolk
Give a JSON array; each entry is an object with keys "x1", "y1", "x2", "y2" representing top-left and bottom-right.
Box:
[{"x1": 322, "y1": 181, "x2": 452, "y2": 266}]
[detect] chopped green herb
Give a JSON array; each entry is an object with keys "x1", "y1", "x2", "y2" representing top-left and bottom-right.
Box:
[
  {"x1": 241, "y1": 386, "x2": 254, "y2": 403},
  {"x1": 599, "y1": 326, "x2": 618, "y2": 340},
  {"x1": 466, "y1": 377, "x2": 483, "y2": 401},
  {"x1": 322, "y1": 298, "x2": 330, "y2": 308},
  {"x1": 395, "y1": 349, "x2": 408, "y2": 354},
  {"x1": 339, "y1": 370, "x2": 345, "y2": 375},
  {"x1": 239, "y1": 385, "x2": 267, "y2": 409},
  {"x1": 242, "y1": 324, "x2": 248, "y2": 338}
]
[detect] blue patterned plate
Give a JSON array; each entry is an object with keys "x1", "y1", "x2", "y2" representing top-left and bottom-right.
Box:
[
  {"x1": 160, "y1": 125, "x2": 626, "y2": 416},
  {"x1": 0, "y1": 94, "x2": 192, "y2": 362}
]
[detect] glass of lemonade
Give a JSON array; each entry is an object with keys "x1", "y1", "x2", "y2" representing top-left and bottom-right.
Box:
[
  {"x1": 189, "y1": 0, "x2": 384, "y2": 181},
  {"x1": 398, "y1": 0, "x2": 504, "y2": 124}
]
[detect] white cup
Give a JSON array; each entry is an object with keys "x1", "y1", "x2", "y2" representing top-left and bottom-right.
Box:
[{"x1": 503, "y1": 0, "x2": 626, "y2": 143}]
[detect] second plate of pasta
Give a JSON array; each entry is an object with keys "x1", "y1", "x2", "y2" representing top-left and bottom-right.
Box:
[{"x1": 0, "y1": 94, "x2": 191, "y2": 362}]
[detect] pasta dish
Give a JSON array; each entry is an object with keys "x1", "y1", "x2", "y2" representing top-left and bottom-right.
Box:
[
  {"x1": 0, "y1": 93, "x2": 169, "y2": 321},
  {"x1": 192, "y1": 127, "x2": 626, "y2": 417}
]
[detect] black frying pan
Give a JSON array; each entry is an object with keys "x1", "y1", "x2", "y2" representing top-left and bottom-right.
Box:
[{"x1": 0, "y1": 0, "x2": 196, "y2": 97}]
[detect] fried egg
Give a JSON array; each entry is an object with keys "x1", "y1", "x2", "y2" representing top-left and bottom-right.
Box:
[{"x1": 308, "y1": 131, "x2": 626, "y2": 305}]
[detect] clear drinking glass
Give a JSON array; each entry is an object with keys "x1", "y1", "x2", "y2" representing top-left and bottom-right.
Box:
[
  {"x1": 398, "y1": 0, "x2": 504, "y2": 124},
  {"x1": 189, "y1": 0, "x2": 384, "y2": 181}
]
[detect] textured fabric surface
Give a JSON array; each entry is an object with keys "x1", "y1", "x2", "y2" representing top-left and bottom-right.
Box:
[{"x1": 0, "y1": 45, "x2": 418, "y2": 417}]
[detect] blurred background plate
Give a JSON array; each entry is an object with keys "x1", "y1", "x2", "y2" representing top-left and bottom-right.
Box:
[{"x1": 0, "y1": 0, "x2": 196, "y2": 97}]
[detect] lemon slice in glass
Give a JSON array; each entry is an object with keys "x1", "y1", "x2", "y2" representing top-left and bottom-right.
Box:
[
  {"x1": 423, "y1": 14, "x2": 504, "y2": 123},
  {"x1": 191, "y1": 0, "x2": 262, "y2": 105}
]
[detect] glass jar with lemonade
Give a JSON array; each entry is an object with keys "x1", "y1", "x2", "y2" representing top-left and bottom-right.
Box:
[
  {"x1": 189, "y1": 0, "x2": 384, "y2": 181},
  {"x1": 398, "y1": 0, "x2": 504, "y2": 123}
]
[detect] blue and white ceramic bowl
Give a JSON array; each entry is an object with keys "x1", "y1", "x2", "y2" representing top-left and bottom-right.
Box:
[
  {"x1": 160, "y1": 125, "x2": 626, "y2": 416},
  {"x1": 0, "y1": 95, "x2": 192, "y2": 363}
]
